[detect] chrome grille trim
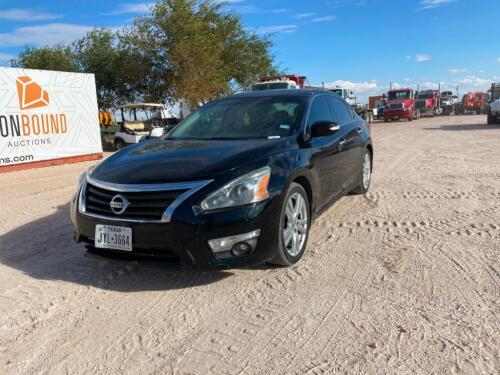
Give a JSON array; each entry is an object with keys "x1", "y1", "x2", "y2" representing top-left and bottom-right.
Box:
[{"x1": 79, "y1": 176, "x2": 213, "y2": 223}]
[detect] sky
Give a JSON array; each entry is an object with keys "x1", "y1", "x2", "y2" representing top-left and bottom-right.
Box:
[{"x1": 0, "y1": 0, "x2": 499, "y2": 102}]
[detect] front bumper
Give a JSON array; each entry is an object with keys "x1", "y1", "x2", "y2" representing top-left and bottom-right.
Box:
[
  {"x1": 384, "y1": 109, "x2": 412, "y2": 119},
  {"x1": 70, "y1": 192, "x2": 282, "y2": 269}
]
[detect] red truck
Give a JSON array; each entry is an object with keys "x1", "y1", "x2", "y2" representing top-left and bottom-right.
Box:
[
  {"x1": 460, "y1": 92, "x2": 488, "y2": 114},
  {"x1": 383, "y1": 88, "x2": 420, "y2": 122},
  {"x1": 415, "y1": 90, "x2": 441, "y2": 117}
]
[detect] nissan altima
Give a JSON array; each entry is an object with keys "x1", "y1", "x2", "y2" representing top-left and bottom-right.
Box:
[{"x1": 70, "y1": 89, "x2": 373, "y2": 268}]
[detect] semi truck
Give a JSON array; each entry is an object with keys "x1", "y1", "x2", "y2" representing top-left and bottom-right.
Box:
[
  {"x1": 460, "y1": 92, "x2": 488, "y2": 114},
  {"x1": 383, "y1": 88, "x2": 420, "y2": 122},
  {"x1": 415, "y1": 90, "x2": 441, "y2": 117},
  {"x1": 252, "y1": 75, "x2": 306, "y2": 90},
  {"x1": 440, "y1": 91, "x2": 460, "y2": 116},
  {"x1": 487, "y1": 83, "x2": 500, "y2": 124}
]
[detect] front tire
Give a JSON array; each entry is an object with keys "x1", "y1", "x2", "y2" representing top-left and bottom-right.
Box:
[
  {"x1": 351, "y1": 149, "x2": 372, "y2": 195},
  {"x1": 270, "y1": 183, "x2": 310, "y2": 267}
]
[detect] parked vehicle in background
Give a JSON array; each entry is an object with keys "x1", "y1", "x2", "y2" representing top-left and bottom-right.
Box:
[
  {"x1": 415, "y1": 90, "x2": 441, "y2": 117},
  {"x1": 71, "y1": 90, "x2": 373, "y2": 268},
  {"x1": 487, "y1": 83, "x2": 500, "y2": 124},
  {"x1": 328, "y1": 87, "x2": 374, "y2": 123},
  {"x1": 113, "y1": 103, "x2": 177, "y2": 150},
  {"x1": 440, "y1": 91, "x2": 459, "y2": 115},
  {"x1": 460, "y1": 92, "x2": 488, "y2": 115},
  {"x1": 383, "y1": 88, "x2": 420, "y2": 122},
  {"x1": 252, "y1": 74, "x2": 306, "y2": 91},
  {"x1": 369, "y1": 95, "x2": 387, "y2": 120}
]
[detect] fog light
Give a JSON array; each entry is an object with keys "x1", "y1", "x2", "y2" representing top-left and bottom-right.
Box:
[
  {"x1": 232, "y1": 242, "x2": 251, "y2": 256},
  {"x1": 208, "y1": 229, "x2": 261, "y2": 254}
]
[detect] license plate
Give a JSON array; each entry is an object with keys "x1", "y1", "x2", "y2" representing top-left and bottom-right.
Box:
[{"x1": 95, "y1": 225, "x2": 132, "y2": 252}]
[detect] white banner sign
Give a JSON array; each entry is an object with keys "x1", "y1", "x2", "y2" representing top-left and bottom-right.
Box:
[{"x1": 0, "y1": 67, "x2": 102, "y2": 168}]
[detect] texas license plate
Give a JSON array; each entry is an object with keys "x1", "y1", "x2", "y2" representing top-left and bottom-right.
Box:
[{"x1": 95, "y1": 225, "x2": 132, "y2": 252}]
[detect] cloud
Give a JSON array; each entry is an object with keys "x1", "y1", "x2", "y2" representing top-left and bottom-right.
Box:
[
  {"x1": 250, "y1": 25, "x2": 298, "y2": 35},
  {"x1": 324, "y1": 80, "x2": 378, "y2": 91},
  {"x1": 327, "y1": 0, "x2": 367, "y2": 8},
  {"x1": 104, "y1": 2, "x2": 154, "y2": 15},
  {"x1": 454, "y1": 75, "x2": 489, "y2": 87},
  {"x1": 419, "y1": 81, "x2": 441, "y2": 89},
  {"x1": 311, "y1": 16, "x2": 336, "y2": 23},
  {"x1": 0, "y1": 23, "x2": 92, "y2": 47},
  {"x1": 0, "y1": 8, "x2": 61, "y2": 21},
  {"x1": 293, "y1": 13, "x2": 316, "y2": 19},
  {"x1": 418, "y1": 0, "x2": 457, "y2": 11},
  {"x1": 448, "y1": 68, "x2": 467, "y2": 74},
  {"x1": 416, "y1": 54, "x2": 431, "y2": 62}
]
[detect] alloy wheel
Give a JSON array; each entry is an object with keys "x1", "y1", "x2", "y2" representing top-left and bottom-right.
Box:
[{"x1": 283, "y1": 192, "x2": 308, "y2": 257}]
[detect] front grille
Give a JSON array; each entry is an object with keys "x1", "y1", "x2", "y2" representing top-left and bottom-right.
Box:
[
  {"x1": 415, "y1": 100, "x2": 426, "y2": 110},
  {"x1": 84, "y1": 182, "x2": 188, "y2": 221},
  {"x1": 389, "y1": 103, "x2": 403, "y2": 110}
]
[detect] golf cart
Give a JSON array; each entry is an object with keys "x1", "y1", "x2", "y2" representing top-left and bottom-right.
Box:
[{"x1": 113, "y1": 103, "x2": 178, "y2": 150}]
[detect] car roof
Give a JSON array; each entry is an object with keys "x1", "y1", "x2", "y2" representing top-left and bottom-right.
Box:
[{"x1": 216, "y1": 89, "x2": 335, "y2": 102}]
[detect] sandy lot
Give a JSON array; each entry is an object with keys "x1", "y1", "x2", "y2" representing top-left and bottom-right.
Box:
[{"x1": 0, "y1": 115, "x2": 499, "y2": 374}]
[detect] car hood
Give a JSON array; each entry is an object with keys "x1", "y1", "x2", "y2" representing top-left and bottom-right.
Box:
[{"x1": 91, "y1": 138, "x2": 287, "y2": 184}]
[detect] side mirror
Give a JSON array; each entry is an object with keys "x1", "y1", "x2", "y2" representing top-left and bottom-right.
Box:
[{"x1": 311, "y1": 121, "x2": 340, "y2": 137}]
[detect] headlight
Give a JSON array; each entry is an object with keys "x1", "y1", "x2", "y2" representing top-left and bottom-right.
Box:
[{"x1": 200, "y1": 167, "x2": 271, "y2": 211}]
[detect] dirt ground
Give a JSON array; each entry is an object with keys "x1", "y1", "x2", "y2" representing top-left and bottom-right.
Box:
[{"x1": 1, "y1": 115, "x2": 499, "y2": 374}]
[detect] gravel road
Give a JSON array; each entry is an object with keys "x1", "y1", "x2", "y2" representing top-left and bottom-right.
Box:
[{"x1": 1, "y1": 115, "x2": 499, "y2": 374}]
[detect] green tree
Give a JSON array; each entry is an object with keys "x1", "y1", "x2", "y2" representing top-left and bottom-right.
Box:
[
  {"x1": 12, "y1": 44, "x2": 77, "y2": 72},
  {"x1": 11, "y1": 0, "x2": 280, "y2": 109},
  {"x1": 73, "y1": 28, "x2": 129, "y2": 110},
  {"x1": 127, "y1": 0, "x2": 279, "y2": 106}
]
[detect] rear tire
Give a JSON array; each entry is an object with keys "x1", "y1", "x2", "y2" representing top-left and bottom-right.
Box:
[
  {"x1": 351, "y1": 149, "x2": 372, "y2": 195},
  {"x1": 269, "y1": 183, "x2": 310, "y2": 267}
]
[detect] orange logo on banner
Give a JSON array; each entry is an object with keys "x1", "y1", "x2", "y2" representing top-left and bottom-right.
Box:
[{"x1": 16, "y1": 76, "x2": 50, "y2": 110}]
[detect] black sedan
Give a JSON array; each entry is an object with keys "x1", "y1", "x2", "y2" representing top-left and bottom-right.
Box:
[{"x1": 71, "y1": 90, "x2": 373, "y2": 268}]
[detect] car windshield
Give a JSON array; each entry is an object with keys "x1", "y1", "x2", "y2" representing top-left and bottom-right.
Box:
[
  {"x1": 122, "y1": 107, "x2": 164, "y2": 121},
  {"x1": 388, "y1": 91, "x2": 411, "y2": 100},
  {"x1": 169, "y1": 96, "x2": 305, "y2": 140},
  {"x1": 417, "y1": 93, "x2": 434, "y2": 99}
]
